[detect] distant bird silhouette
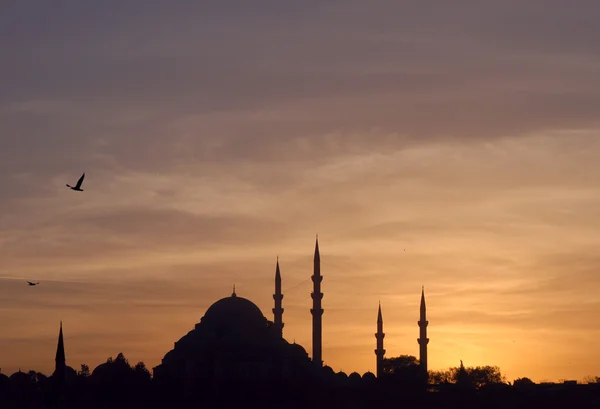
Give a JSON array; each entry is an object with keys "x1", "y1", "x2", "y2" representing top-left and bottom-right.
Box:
[
  {"x1": 26, "y1": 281, "x2": 39, "y2": 286},
  {"x1": 66, "y1": 173, "x2": 85, "y2": 191}
]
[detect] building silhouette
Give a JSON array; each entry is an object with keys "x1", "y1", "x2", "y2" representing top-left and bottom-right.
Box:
[
  {"x1": 311, "y1": 236, "x2": 324, "y2": 367},
  {"x1": 375, "y1": 302, "x2": 385, "y2": 378},
  {"x1": 9, "y1": 240, "x2": 600, "y2": 409},
  {"x1": 152, "y1": 287, "x2": 315, "y2": 388},
  {"x1": 152, "y1": 238, "x2": 429, "y2": 385},
  {"x1": 273, "y1": 257, "x2": 284, "y2": 338},
  {"x1": 51, "y1": 321, "x2": 76, "y2": 382},
  {"x1": 37, "y1": 239, "x2": 430, "y2": 390},
  {"x1": 418, "y1": 286, "x2": 429, "y2": 376},
  {"x1": 54, "y1": 321, "x2": 66, "y2": 380}
]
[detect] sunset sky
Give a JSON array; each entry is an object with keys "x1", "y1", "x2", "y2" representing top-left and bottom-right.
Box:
[{"x1": 1, "y1": 1, "x2": 600, "y2": 383}]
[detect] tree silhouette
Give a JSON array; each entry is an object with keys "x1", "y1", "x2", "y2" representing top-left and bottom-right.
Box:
[
  {"x1": 89, "y1": 353, "x2": 144, "y2": 409},
  {"x1": 454, "y1": 360, "x2": 472, "y2": 388},
  {"x1": 382, "y1": 355, "x2": 420, "y2": 375},
  {"x1": 2, "y1": 355, "x2": 600, "y2": 409},
  {"x1": 133, "y1": 362, "x2": 151, "y2": 380},
  {"x1": 470, "y1": 366, "x2": 504, "y2": 387},
  {"x1": 78, "y1": 364, "x2": 90, "y2": 377},
  {"x1": 428, "y1": 361, "x2": 505, "y2": 392},
  {"x1": 513, "y1": 377, "x2": 535, "y2": 387},
  {"x1": 429, "y1": 369, "x2": 453, "y2": 385},
  {"x1": 583, "y1": 375, "x2": 600, "y2": 384},
  {"x1": 382, "y1": 355, "x2": 425, "y2": 388}
]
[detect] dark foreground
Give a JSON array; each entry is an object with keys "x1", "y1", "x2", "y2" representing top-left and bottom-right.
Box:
[{"x1": 2, "y1": 375, "x2": 600, "y2": 409}]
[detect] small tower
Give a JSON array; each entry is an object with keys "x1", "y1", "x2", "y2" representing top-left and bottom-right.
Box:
[
  {"x1": 374, "y1": 302, "x2": 386, "y2": 378},
  {"x1": 417, "y1": 286, "x2": 429, "y2": 377},
  {"x1": 54, "y1": 321, "x2": 66, "y2": 380},
  {"x1": 311, "y1": 236, "x2": 324, "y2": 366},
  {"x1": 273, "y1": 257, "x2": 284, "y2": 338}
]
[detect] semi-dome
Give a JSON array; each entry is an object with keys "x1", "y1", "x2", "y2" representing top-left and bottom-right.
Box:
[
  {"x1": 362, "y1": 371, "x2": 376, "y2": 381},
  {"x1": 9, "y1": 371, "x2": 30, "y2": 383}
]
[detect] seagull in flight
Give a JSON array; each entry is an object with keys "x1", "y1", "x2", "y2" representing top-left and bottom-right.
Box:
[
  {"x1": 26, "y1": 281, "x2": 39, "y2": 286},
  {"x1": 66, "y1": 173, "x2": 85, "y2": 191}
]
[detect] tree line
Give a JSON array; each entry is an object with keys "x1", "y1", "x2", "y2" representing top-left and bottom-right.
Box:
[{"x1": 0, "y1": 353, "x2": 598, "y2": 409}]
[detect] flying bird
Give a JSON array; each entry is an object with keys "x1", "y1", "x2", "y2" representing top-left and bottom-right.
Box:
[
  {"x1": 26, "y1": 281, "x2": 39, "y2": 286},
  {"x1": 66, "y1": 173, "x2": 85, "y2": 191}
]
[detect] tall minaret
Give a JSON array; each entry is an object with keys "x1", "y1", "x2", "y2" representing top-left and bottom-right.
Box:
[
  {"x1": 417, "y1": 286, "x2": 429, "y2": 377},
  {"x1": 374, "y1": 302, "x2": 386, "y2": 378},
  {"x1": 273, "y1": 257, "x2": 284, "y2": 338},
  {"x1": 54, "y1": 321, "x2": 66, "y2": 380},
  {"x1": 311, "y1": 236, "x2": 324, "y2": 366}
]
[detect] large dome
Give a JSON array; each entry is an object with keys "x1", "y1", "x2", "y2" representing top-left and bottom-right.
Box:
[
  {"x1": 199, "y1": 292, "x2": 268, "y2": 331},
  {"x1": 153, "y1": 291, "x2": 316, "y2": 384}
]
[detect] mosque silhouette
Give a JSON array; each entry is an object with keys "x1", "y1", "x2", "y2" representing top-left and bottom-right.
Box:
[
  {"x1": 36, "y1": 238, "x2": 430, "y2": 388},
  {"x1": 4, "y1": 239, "x2": 599, "y2": 409}
]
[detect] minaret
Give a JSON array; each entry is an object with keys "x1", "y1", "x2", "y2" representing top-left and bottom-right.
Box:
[
  {"x1": 310, "y1": 236, "x2": 324, "y2": 366},
  {"x1": 417, "y1": 286, "x2": 429, "y2": 377},
  {"x1": 54, "y1": 321, "x2": 66, "y2": 380},
  {"x1": 374, "y1": 302, "x2": 386, "y2": 378},
  {"x1": 273, "y1": 257, "x2": 284, "y2": 338}
]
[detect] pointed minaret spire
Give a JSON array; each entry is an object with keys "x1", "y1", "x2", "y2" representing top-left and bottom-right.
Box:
[
  {"x1": 273, "y1": 257, "x2": 284, "y2": 338},
  {"x1": 232, "y1": 284, "x2": 236, "y2": 297},
  {"x1": 375, "y1": 302, "x2": 386, "y2": 378},
  {"x1": 311, "y1": 235, "x2": 324, "y2": 366},
  {"x1": 418, "y1": 286, "x2": 429, "y2": 378},
  {"x1": 54, "y1": 321, "x2": 66, "y2": 380}
]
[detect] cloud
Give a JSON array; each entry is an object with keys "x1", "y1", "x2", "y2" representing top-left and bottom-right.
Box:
[
  {"x1": 2, "y1": 1, "x2": 600, "y2": 182},
  {"x1": 73, "y1": 206, "x2": 287, "y2": 248},
  {"x1": 2, "y1": 0, "x2": 600, "y2": 381}
]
